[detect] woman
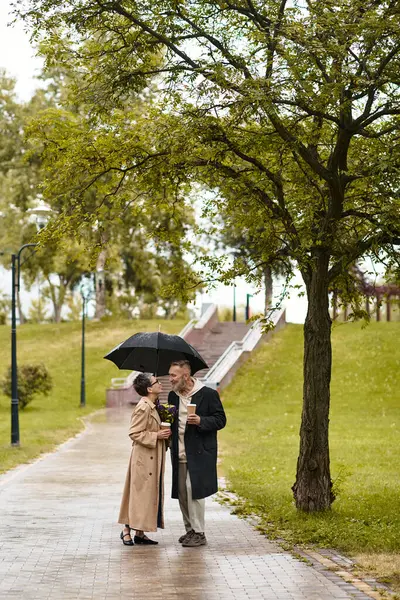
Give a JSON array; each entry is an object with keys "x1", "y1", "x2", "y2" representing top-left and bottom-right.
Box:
[{"x1": 118, "y1": 373, "x2": 171, "y2": 545}]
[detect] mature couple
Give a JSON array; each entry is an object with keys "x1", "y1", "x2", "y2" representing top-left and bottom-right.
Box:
[{"x1": 118, "y1": 360, "x2": 227, "y2": 547}]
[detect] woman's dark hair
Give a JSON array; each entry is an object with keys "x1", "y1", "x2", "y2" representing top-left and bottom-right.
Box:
[{"x1": 133, "y1": 373, "x2": 152, "y2": 397}]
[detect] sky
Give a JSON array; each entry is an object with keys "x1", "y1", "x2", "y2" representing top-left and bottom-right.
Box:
[{"x1": 0, "y1": 1, "x2": 308, "y2": 323}]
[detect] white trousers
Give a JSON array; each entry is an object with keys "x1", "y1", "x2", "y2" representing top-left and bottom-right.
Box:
[{"x1": 178, "y1": 462, "x2": 205, "y2": 533}]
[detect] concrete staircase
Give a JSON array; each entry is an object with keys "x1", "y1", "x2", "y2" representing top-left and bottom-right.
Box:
[
  {"x1": 157, "y1": 319, "x2": 251, "y2": 404},
  {"x1": 192, "y1": 321, "x2": 251, "y2": 379}
]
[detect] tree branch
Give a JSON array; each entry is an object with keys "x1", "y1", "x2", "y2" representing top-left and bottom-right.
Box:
[
  {"x1": 329, "y1": 231, "x2": 400, "y2": 282},
  {"x1": 175, "y1": 8, "x2": 253, "y2": 79}
]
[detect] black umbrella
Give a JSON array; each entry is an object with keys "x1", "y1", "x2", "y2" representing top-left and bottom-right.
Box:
[{"x1": 104, "y1": 331, "x2": 208, "y2": 376}]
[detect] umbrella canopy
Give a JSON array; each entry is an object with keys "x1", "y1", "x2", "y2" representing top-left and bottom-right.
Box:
[{"x1": 104, "y1": 331, "x2": 208, "y2": 376}]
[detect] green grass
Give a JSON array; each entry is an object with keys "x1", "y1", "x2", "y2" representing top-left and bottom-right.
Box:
[
  {"x1": 0, "y1": 318, "x2": 184, "y2": 473},
  {"x1": 219, "y1": 322, "x2": 400, "y2": 559}
]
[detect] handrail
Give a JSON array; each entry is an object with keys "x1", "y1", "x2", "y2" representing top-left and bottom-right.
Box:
[
  {"x1": 194, "y1": 303, "x2": 217, "y2": 329},
  {"x1": 179, "y1": 318, "x2": 197, "y2": 339},
  {"x1": 202, "y1": 306, "x2": 286, "y2": 388}
]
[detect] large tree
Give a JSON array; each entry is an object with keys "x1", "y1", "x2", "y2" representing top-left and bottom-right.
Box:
[{"x1": 15, "y1": 0, "x2": 400, "y2": 511}]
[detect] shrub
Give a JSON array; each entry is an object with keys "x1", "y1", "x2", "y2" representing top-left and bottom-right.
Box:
[{"x1": 1, "y1": 363, "x2": 53, "y2": 409}]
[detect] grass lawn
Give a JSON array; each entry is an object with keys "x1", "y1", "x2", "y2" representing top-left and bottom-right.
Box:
[
  {"x1": 0, "y1": 318, "x2": 184, "y2": 474},
  {"x1": 219, "y1": 322, "x2": 400, "y2": 592}
]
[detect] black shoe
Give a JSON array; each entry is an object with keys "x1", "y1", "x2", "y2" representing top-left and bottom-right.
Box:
[
  {"x1": 182, "y1": 532, "x2": 207, "y2": 547},
  {"x1": 134, "y1": 535, "x2": 158, "y2": 545},
  {"x1": 120, "y1": 530, "x2": 134, "y2": 546},
  {"x1": 179, "y1": 530, "x2": 194, "y2": 543}
]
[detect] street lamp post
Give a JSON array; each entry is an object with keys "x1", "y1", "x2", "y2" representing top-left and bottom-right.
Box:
[
  {"x1": 80, "y1": 291, "x2": 87, "y2": 408},
  {"x1": 245, "y1": 293, "x2": 253, "y2": 322},
  {"x1": 5, "y1": 199, "x2": 52, "y2": 447},
  {"x1": 11, "y1": 243, "x2": 37, "y2": 446},
  {"x1": 233, "y1": 284, "x2": 237, "y2": 322},
  {"x1": 80, "y1": 279, "x2": 92, "y2": 408}
]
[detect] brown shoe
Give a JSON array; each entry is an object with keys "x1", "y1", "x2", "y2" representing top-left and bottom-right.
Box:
[
  {"x1": 179, "y1": 530, "x2": 194, "y2": 543},
  {"x1": 182, "y1": 532, "x2": 207, "y2": 547}
]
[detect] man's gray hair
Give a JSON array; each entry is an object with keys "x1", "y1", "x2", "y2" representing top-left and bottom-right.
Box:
[{"x1": 170, "y1": 360, "x2": 191, "y2": 373}]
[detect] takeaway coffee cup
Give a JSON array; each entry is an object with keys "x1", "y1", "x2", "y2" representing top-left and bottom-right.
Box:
[
  {"x1": 161, "y1": 422, "x2": 171, "y2": 429},
  {"x1": 187, "y1": 403, "x2": 196, "y2": 415}
]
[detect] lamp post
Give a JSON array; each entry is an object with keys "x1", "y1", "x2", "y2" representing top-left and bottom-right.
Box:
[
  {"x1": 245, "y1": 293, "x2": 253, "y2": 321},
  {"x1": 11, "y1": 243, "x2": 38, "y2": 446},
  {"x1": 9, "y1": 200, "x2": 52, "y2": 446},
  {"x1": 233, "y1": 284, "x2": 237, "y2": 322},
  {"x1": 80, "y1": 278, "x2": 93, "y2": 408}
]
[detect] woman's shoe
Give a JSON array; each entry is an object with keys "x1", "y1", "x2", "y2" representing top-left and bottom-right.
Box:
[
  {"x1": 134, "y1": 534, "x2": 158, "y2": 545},
  {"x1": 120, "y1": 530, "x2": 134, "y2": 546}
]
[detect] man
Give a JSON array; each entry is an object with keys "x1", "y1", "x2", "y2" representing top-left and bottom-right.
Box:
[{"x1": 168, "y1": 360, "x2": 226, "y2": 547}]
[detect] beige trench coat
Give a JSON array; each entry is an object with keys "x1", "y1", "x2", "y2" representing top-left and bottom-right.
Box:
[{"x1": 118, "y1": 397, "x2": 165, "y2": 532}]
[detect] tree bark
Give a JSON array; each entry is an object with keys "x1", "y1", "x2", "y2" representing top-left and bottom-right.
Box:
[
  {"x1": 94, "y1": 247, "x2": 107, "y2": 320},
  {"x1": 376, "y1": 295, "x2": 381, "y2": 321},
  {"x1": 264, "y1": 265, "x2": 273, "y2": 314},
  {"x1": 17, "y1": 291, "x2": 26, "y2": 325},
  {"x1": 46, "y1": 276, "x2": 66, "y2": 323},
  {"x1": 292, "y1": 252, "x2": 334, "y2": 511},
  {"x1": 332, "y1": 291, "x2": 338, "y2": 320}
]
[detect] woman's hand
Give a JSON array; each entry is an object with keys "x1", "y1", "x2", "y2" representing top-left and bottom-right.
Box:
[{"x1": 157, "y1": 428, "x2": 171, "y2": 439}]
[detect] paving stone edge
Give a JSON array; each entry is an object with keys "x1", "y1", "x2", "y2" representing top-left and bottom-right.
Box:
[{"x1": 216, "y1": 481, "x2": 397, "y2": 600}]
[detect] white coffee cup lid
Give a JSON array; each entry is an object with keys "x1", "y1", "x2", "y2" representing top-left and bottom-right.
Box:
[{"x1": 161, "y1": 422, "x2": 171, "y2": 426}]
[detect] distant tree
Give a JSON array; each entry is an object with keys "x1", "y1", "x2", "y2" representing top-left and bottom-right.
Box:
[{"x1": 28, "y1": 297, "x2": 49, "y2": 323}]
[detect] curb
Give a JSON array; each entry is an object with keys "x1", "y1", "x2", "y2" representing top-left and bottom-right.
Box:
[{"x1": 295, "y1": 548, "x2": 396, "y2": 600}]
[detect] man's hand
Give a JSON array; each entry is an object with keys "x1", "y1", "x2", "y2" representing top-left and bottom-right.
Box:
[{"x1": 187, "y1": 414, "x2": 201, "y2": 426}]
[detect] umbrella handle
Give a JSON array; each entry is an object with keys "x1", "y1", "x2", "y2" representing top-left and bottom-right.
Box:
[{"x1": 155, "y1": 350, "x2": 160, "y2": 377}]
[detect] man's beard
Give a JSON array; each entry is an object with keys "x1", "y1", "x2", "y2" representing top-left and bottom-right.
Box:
[{"x1": 172, "y1": 378, "x2": 186, "y2": 394}]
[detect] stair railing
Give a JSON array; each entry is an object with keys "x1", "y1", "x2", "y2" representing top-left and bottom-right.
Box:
[
  {"x1": 193, "y1": 303, "x2": 217, "y2": 329},
  {"x1": 179, "y1": 318, "x2": 197, "y2": 339},
  {"x1": 202, "y1": 306, "x2": 286, "y2": 390}
]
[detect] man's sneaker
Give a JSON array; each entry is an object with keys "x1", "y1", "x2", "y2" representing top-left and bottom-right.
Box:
[
  {"x1": 178, "y1": 530, "x2": 194, "y2": 543},
  {"x1": 182, "y1": 532, "x2": 207, "y2": 547}
]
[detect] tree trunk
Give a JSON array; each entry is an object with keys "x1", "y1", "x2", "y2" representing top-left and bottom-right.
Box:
[
  {"x1": 292, "y1": 253, "x2": 334, "y2": 511},
  {"x1": 376, "y1": 295, "x2": 381, "y2": 321},
  {"x1": 332, "y1": 291, "x2": 338, "y2": 320},
  {"x1": 46, "y1": 276, "x2": 65, "y2": 323},
  {"x1": 94, "y1": 247, "x2": 107, "y2": 320},
  {"x1": 17, "y1": 291, "x2": 26, "y2": 325},
  {"x1": 264, "y1": 265, "x2": 273, "y2": 314}
]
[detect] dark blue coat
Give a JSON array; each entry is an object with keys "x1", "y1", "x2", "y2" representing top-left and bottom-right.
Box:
[{"x1": 168, "y1": 386, "x2": 226, "y2": 500}]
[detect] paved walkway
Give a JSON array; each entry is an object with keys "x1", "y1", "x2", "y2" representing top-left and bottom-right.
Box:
[{"x1": 0, "y1": 409, "x2": 373, "y2": 600}]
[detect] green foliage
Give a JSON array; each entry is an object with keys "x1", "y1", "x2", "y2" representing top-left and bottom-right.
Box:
[
  {"x1": 219, "y1": 306, "x2": 234, "y2": 322},
  {"x1": 65, "y1": 293, "x2": 82, "y2": 322},
  {"x1": 219, "y1": 323, "x2": 400, "y2": 552},
  {"x1": 12, "y1": 0, "x2": 400, "y2": 300},
  {"x1": 1, "y1": 363, "x2": 53, "y2": 409},
  {"x1": 0, "y1": 66, "x2": 197, "y2": 320},
  {"x1": 0, "y1": 292, "x2": 10, "y2": 325}
]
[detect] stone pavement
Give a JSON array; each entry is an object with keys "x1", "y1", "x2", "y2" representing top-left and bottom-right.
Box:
[{"x1": 0, "y1": 409, "x2": 374, "y2": 600}]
